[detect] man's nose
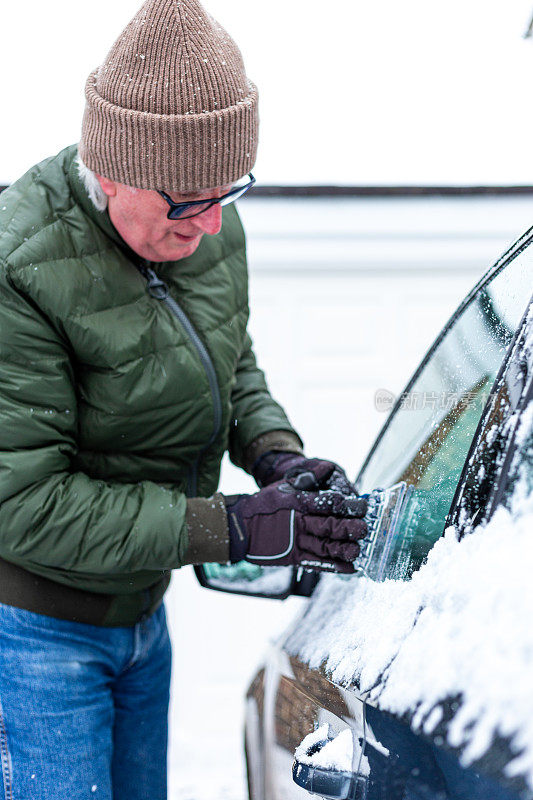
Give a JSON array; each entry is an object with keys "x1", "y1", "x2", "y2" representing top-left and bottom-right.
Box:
[{"x1": 190, "y1": 203, "x2": 222, "y2": 235}]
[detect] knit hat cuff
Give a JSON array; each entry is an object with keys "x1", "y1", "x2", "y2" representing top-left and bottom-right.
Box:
[{"x1": 79, "y1": 69, "x2": 258, "y2": 192}]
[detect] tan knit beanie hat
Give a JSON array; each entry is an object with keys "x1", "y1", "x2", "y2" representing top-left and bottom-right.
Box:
[{"x1": 79, "y1": 0, "x2": 258, "y2": 192}]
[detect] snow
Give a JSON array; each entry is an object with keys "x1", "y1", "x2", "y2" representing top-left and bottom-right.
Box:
[
  {"x1": 287, "y1": 466, "x2": 533, "y2": 787},
  {"x1": 294, "y1": 724, "x2": 371, "y2": 778},
  {"x1": 295, "y1": 724, "x2": 353, "y2": 772},
  {"x1": 516, "y1": 401, "x2": 533, "y2": 447},
  {"x1": 294, "y1": 724, "x2": 329, "y2": 760}
]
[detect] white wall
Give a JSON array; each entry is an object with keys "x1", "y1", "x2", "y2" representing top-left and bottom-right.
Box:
[{"x1": 1, "y1": 0, "x2": 533, "y2": 185}]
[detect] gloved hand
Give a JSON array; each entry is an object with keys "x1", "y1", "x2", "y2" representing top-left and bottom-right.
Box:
[
  {"x1": 225, "y1": 476, "x2": 368, "y2": 574},
  {"x1": 252, "y1": 451, "x2": 355, "y2": 495}
]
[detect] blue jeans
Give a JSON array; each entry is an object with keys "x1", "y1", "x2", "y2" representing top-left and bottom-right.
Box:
[{"x1": 0, "y1": 601, "x2": 171, "y2": 799}]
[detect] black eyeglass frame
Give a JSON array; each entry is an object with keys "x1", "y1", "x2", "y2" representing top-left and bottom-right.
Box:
[{"x1": 158, "y1": 173, "x2": 256, "y2": 220}]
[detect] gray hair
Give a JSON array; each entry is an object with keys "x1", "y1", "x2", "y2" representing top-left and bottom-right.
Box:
[{"x1": 76, "y1": 152, "x2": 108, "y2": 212}]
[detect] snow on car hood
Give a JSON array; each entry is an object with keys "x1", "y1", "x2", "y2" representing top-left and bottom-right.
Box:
[{"x1": 286, "y1": 465, "x2": 533, "y2": 787}]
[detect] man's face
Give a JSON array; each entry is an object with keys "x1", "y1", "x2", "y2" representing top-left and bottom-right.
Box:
[{"x1": 97, "y1": 176, "x2": 227, "y2": 262}]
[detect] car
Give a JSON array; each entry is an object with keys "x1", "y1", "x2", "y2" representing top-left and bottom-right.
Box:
[{"x1": 195, "y1": 223, "x2": 533, "y2": 800}]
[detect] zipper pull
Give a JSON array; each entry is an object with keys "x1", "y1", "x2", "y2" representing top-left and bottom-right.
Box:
[{"x1": 144, "y1": 267, "x2": 169, "y2": 300}]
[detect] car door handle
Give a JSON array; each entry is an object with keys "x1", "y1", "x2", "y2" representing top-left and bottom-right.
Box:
[
  {"x1": 292, "y1": 760, "x2": 364, "y2": 800},
  {"x1": 292, "y1": 731, "x2": 368, "y2": 800}
]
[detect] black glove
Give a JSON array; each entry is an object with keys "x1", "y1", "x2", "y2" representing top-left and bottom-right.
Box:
[
  {"x1": 225, "y1": 475, "x2": 368, "y2": 574},
  {"x1": 252, "y1": 451, "x2": 355, "y2": 495}
]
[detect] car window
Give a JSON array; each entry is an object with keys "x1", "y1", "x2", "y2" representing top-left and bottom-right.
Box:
[{"x1": 356, "y1": 242, "x2": 532, "y2": 580}]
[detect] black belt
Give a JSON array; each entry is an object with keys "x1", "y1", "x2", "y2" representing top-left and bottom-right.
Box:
[{"x1": 0, "y1": 556, "x2": 125, "y2": 626}]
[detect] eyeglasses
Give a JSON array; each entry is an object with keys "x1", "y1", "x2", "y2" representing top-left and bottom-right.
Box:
[{"x1": 158, "y1": 173, "x2": 256, "y2": 220}]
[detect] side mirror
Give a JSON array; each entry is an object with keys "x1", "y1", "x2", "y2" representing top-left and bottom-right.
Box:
[{"x1": 194, "y1": 561, "x2": 320, "y2": 599}]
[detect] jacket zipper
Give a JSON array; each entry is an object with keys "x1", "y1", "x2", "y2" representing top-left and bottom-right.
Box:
[{"x1": 136, "y1": 263, "x2": 223, "y2": 496}]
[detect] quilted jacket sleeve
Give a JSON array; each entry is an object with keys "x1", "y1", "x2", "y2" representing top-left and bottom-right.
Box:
[
  {"x1": 228, "y1": 331, "x2": 303, "y2": 471},
  {"x1": 0, "y1": 264, "x2": 214, "y2": 590}
]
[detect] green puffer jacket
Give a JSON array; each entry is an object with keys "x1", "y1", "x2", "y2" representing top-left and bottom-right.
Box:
[{"x1": 0, "y1": 144, "x2": 300, "y2": 624}]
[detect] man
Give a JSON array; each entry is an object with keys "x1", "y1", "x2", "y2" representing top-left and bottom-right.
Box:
[{"x1": 0, "y1": 0, "x2": 368, "y2": 797}]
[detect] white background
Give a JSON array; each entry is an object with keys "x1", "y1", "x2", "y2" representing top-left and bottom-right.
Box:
[{"x1": 1, "y1": 0, "x2": 533, "y2": 185}]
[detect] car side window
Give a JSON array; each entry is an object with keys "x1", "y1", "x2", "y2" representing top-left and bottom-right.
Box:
[{"x1": 356, "y1": 242, "x2": 532, "y2": 580}]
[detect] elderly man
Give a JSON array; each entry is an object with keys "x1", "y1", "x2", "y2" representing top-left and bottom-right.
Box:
[{"x1": 0, "y1": 0, "x2": 368, "y2": 797}]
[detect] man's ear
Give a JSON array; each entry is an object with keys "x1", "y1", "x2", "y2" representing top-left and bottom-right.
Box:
[{"x1": 96, "y1": 175, "x2": 118, "y2": 198}]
